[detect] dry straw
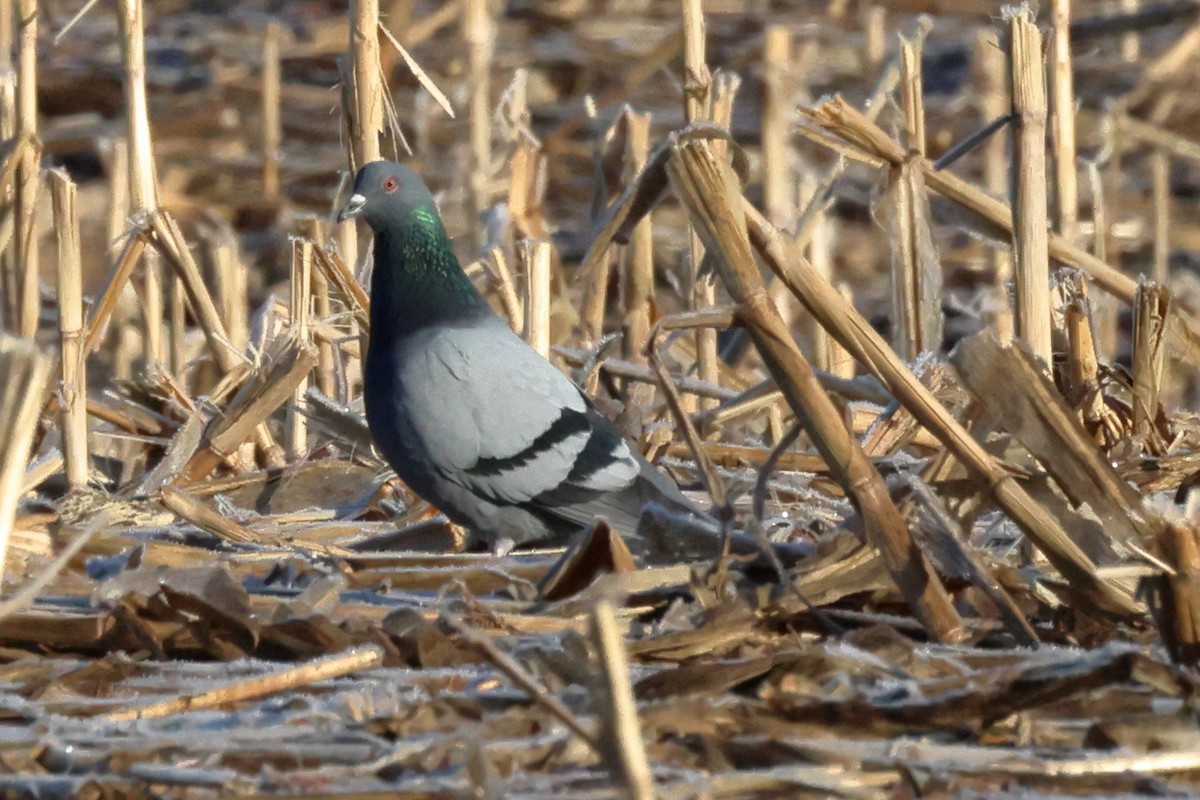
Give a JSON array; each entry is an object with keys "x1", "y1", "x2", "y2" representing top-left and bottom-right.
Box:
[
  {"x1": 464, "y1": 0, "x2": 493, "y2": 248},
  {"x1": 349, "y1": 0, "x2": 383, "y2": 168},
  {"x1": 169, "y1": 265, "x2": 189, "y2": 375},
  {"x1": 487, "y1": 246, "x2": 523, "y2": 334},
  {"x1": 667, "y1": 136, "x2": 963, "y2": 641},
  {"x1": 287, "y1": 240, "x2": 314, "y2": 460},
  {"x1": 0, "y1": 336, "x2": 50, "y2": 579},
  {"x1": 522, "y1": 240, "x2": 552, "y2": 358},
  {"x1": 622, "y1": 110, "x2": 654, "y2": 364},
  {"x1": 506, "y1": 68, "x2": 548, "y2": 243},
  {"x1": 1050, "y1": 0, "x2": 1079, "y2": 244},
  {"x1": 262, "y1": 21, "x2": 282, "y2": 199},
  {"x1": 761, "y1": 25, "x2": 792, "y2": 229},
  {"x1": 1132, "y1": 283, "x2": 1169, "y2": 453},
  {"x1": 1149, "y1": 515, "x2": 1200, "y2": 665},
  {"x1": 681, "y1": 0, "x2": 719, "y2": 416},
  {"x1": 797, "y1": 96, "x2": 1200, "y2": 363},
  {"x1": 49, "y1": 170, "x2": 87, "y2": 490},
  {"x1": 592, "y1": 600, "x2": 654, "y2": 800},
  {"x1": 103, "y1": 645, "x2": 385, "y2": 722},
  {"x1": 1152, "y1": 151, "x2": 1171, "y2": 283},
  {"x1": 14, "y1": 0, "x2": 38, "y2": 339},
  {"x1": 300, "y1": 218, "x2": 337, "y2": 398},
  {"x1": 736, "y1": 194, "x2": 1141, "y2": 617},
  {"x1": 899, "y1": 26, "x2": 927, "y2": 157},
  {"x1": 6, "y1": 0, "x2": 1200, "y2": 788},
  {"x1": 1006, "y1": 6, "x2": 1052, "y2": 366},
  {"x1": 805, "y1": 176, "x2": 833, "y2": 370},
  {"x1": 974, "y1": 30, "x2": 1013, "y2": 342},
  {"x1": 862, "y1": 4, "x2": 887, "y2": 72},
  {"x1": 182, "y1": 341, "x2": 317, "y2": 481},
  {"x1": 890, "y1": 20, "x2": 942, "y2": 359}
]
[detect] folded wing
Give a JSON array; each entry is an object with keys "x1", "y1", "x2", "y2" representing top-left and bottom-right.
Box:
[{"x1": 398, "y1": 323, "x2": 642, "y2": 507}]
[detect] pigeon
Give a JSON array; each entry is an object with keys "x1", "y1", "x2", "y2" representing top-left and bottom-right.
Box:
[{"x1": 338, "y1": 160, "x2": 714, "y2": 554}]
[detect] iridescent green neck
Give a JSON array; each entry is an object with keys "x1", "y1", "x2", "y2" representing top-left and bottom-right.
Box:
[{"x1": 368, "y1": 203, "x2": 489, "y2": 340}]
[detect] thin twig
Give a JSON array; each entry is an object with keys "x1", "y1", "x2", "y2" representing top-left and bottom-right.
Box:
[
  {"x1": 591, "y1": 601, "x2": 654, "y2": 800},
  {"x1": 442, "y1": 614, "x2": 600, "y2": 752},
  {"x1": 102, "y1": 646, "x2": 385, "y2": 722}
]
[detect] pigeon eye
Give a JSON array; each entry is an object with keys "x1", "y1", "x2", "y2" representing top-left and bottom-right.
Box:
[{"x1": 383, "y1": 176, "x2": 399, "y2": 193}]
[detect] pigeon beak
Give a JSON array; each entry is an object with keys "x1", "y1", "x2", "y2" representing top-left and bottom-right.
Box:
[{"x1": 337, "y1": 193, "x2": 367, "y2": 223}]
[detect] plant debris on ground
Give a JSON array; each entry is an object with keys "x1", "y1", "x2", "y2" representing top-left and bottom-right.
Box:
[{"x1": 0, "y1": 0, "x2": 1199, "y2": 797}]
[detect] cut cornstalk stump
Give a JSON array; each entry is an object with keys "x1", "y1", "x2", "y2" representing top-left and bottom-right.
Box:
[
  {"x1": 1132, "y1": 283, "x2": 1170, "y2": 454},
  {"x1": 1006, "y1": 6, "x2": 1052, "y2": 367},
  {"x1": 49, "y1": 170, "x2": 88, "y2": 491},
  {"x1": 1147, "y1": 515, "x2": 1200, "y2": 666},
  {"x1": 14, "y1": 0, "x2": 38, "y2": 339}
]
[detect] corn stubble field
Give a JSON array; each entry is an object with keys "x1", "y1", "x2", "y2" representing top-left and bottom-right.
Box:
[{"x1": 1, "y1": 0, "x2": 1200, "y2": 796}]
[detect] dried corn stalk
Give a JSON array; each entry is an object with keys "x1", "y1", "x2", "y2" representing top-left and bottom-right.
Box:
[{"x1": 0, "y1": 335, "x2": 51, "y2": 577}]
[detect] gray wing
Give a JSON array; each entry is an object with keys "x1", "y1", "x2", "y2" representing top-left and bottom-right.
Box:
[{"x1": 398, "y1": 322, "x2": 642, "y2": 505}]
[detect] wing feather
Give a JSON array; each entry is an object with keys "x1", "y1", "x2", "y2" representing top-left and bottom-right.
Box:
[{"x1": 396, "y1": 321, "x2": 639, "y2": 505}]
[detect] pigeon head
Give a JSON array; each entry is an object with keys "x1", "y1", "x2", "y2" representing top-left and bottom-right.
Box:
[{"x1": 337, "y1": 161, "x2": 436, "y2": 232}]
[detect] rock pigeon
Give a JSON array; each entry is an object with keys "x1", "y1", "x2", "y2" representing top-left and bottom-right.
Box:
[{"x1": 338, "y1": 161, "x2": 713, "y2": 554}]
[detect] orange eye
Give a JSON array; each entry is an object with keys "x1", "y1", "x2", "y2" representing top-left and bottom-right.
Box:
[{"x1": 383, "y1": 176, "x2": 399, "y2": 193}]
